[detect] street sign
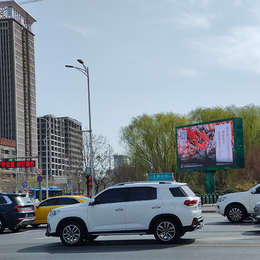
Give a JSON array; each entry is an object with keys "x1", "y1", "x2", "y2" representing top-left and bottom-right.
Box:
[
  {"x1": 36, "y1": 168, "x2": 43, "y2": 175},
  {"x1": 22, "y1": 187, "x2": 28, "y2": 193},
  {"x1": 22, "y1": 182, "x2": 28, "y2": 188},
  {"x1": 37, "y1": 175, "x2": 43, "y2": 183},
  {"x1": 148, "y1": 173, "x2": 173, "y2": 181}
]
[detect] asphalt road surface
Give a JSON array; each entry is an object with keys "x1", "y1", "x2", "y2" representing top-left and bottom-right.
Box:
[{"x1": 1, "y1": 212, "x2": 260, "y2": 260}]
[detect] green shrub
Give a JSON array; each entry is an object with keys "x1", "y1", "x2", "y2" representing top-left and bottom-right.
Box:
[
  {"x1": 222, "y1": 188, "x2": 239, "y2": 194},
  {"x1": 212, "y1": 190, "x2": 223, "y2": 195},
  {"x1": 191, "y1": 187, "x2": 206, "y2": 195}
]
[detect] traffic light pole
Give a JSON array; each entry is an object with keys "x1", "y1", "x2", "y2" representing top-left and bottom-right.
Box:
[{"x1": 86, "y1": 174, "x2": 92, "y2": 198}]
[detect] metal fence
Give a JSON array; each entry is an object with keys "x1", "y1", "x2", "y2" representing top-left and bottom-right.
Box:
[{"x1": 197, "y1": 193, "x2": 221, "y2": 205}]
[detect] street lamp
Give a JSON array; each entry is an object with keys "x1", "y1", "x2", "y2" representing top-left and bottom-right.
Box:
[
  {"x1": 41, "y1": 117, "x2": 50, "y2": 199},
  {"x1": 65, "y1": 59, "x2": 94, "y2": 198}
]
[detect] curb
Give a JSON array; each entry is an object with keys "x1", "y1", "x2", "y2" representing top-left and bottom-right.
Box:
[{"x1": 202, "y1": 204, "x2": 216, "y2": 213}]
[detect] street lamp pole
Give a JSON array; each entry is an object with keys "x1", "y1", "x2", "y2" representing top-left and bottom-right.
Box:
[{"x1": 65, "y1": 60, "x2": 95, "y2": 198}]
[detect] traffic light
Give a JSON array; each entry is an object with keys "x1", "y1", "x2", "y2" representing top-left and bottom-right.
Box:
[{"x1": 86, "y1": 174, "x2": 92, "y2": 187}]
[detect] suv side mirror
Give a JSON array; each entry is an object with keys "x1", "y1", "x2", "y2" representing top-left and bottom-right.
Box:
[
  {"x1": 89, "y1": 199, "x2": 96, "y2": 206},
  {"x1": 251, "y1": 188, "x2": 256, "y2": 194}
]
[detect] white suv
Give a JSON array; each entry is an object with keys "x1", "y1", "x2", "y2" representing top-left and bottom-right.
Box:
[
  {"x1": 215, "y1": 183, "x2": 260, "y2": 223},
  {"x1": 46, "y1": 181, "x2": 203, "y2": 246}
]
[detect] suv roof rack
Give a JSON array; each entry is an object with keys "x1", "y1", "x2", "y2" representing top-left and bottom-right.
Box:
[{"x1": 113, "y1": 181, "x2": 175, "y2": 187}]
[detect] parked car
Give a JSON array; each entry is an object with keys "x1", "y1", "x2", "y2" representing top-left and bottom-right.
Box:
[
  {"x1": 252, "y1": 201, "x2": 260, "y2": 224},
  {"x1": 215, "y1": 183, "x2": 260, "y2": 223},
  {"x1": 46, "y1": 181, "x2": 204, "y2": 246},
  {"x1": 33, "y1": 195, "x2": 89, "y2": 227},
  {"x1": 0, "y1": 193, "x2": 35, "y2": 233}
]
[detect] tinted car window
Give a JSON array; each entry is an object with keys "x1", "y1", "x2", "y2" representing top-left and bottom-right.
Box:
[
  {"x1": 255, "y1": 186, "x2": 260, "y2": 194},
  {"x1": 95, "y1": 188, "x2": 128, "y2": 204},
  {"x1": 40, "y1": 198, "x2": 58, "y2": 207},
  {"x1": 128, "y1": 187, "x2": 157, "y2": 201},
  {"x1": 13, "y1": 195, "x2": 32, "y2": 205},
  {"x1": 56, "y1": 198, "x2": 80, "y2": 205},
  {"x1": 169, "y1": 187, "x2": 187, "y2": 197},
  {"x1": 0, "y1": 196, "x2": 7, "y2": 204}
]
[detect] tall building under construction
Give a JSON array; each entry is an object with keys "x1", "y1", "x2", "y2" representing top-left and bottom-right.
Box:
[{"x1": 0, "y1": 1, "x2": 37, "y2": 171}]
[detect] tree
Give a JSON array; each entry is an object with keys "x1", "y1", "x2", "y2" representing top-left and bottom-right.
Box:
[
  {"x1": 82, "y1": 133, "x2": 114, "y2": 194},
  {"x1": 120, "y1": 113, "x2": 188, "y2": 176},
  {"x1": 120, "y1": 105, "x2": 260, "y2": 191},
  {"x1": 111, "y1": 157, "x2": 147, "y2": 183}
]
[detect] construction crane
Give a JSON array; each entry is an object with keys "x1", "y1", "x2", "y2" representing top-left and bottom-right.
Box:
[{"x1": 19, "y1": 0, "x2": 44, "y2": 5}]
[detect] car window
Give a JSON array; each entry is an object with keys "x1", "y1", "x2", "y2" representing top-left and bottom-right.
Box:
[
  {"x1": 95, "y1": 188, "x2": 128, "y2": 204},
  {"x1": 0, "y1": 196, "x2": 7, "y2": 204},
  {"x1": 13, "y1": 195, "x2": 32, "y2": 205},
  {"x1": 169, "y1": 187, "x2": 187, "y2": 197},
  {"x1": 56, "y1": 198, "x2": 80, "y2": 205},
  {"x1": 255, "y1": 186, "x2": 260, "y2": 194},
  {"x1": 128, "y1": 187, "x2": 157, "y2": 201},
  {"x1": 39, "y1": 198, "x2": 58, "y2": 207}
]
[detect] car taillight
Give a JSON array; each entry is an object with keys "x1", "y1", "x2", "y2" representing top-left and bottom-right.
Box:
[
  {"x1": 14, "y1": 205, "x2": 23, "y2": 212},
  {"x1": 184, "y1": 200, "x2": 197, "y2": 206},
  {"x1": 14, "y1": 205, "x2": 34, "y2": 212}
]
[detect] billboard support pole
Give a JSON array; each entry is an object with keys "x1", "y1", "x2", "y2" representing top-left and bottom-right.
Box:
[{"x1": 204, "y1": 170, "x2": 215, "y2": 195}]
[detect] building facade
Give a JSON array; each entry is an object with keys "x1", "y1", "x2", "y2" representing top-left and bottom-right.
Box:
[
  {"x1": 0, "y1": 138, "x2": 16, "y2": 175},
  {"x1": 38, "y1": 115, "x2": 83, "y2": 183},
  {"x1": 0, "y1": 1, "x2": 37, "y2": 172},
  {"x1": 60, "y1": 117, "x2": 83, "y2": 176}
]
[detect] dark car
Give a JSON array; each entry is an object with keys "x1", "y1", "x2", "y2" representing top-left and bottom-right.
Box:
[
  {"x1": 252, "y1": 201, "x2": 260, "y2": 224},
  {"x1": 0, "y1": 193, "x2": 35, "y2": 233}
]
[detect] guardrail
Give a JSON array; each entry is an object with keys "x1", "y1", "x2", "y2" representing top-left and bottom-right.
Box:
[{"x1": 197, "y1": 194, "x2": 220, "y2": 204}]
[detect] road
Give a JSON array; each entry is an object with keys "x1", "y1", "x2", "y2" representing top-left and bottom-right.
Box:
[{"x1": 1, "y1": 213, "x2": 260, "y2": 260}]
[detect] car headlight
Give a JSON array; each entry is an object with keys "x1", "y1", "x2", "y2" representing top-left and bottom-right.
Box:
[
  {"x1": 49, "y1": 209, "x2": 60, "y2": 217},
  {"x1": 218, "y1": 196, "x2": 227, "y2": 202}
]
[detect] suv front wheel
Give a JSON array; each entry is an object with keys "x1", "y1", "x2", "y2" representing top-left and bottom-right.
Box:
[
  {"x1": 60, "y1": 221, "x2": 85, "y2": 246},
  {"x1": 226, "y1": 204, "x2": 246, "y2": 223},
  {"x1": 153, "y1": 218, "x2": 180, "y2": 244}
]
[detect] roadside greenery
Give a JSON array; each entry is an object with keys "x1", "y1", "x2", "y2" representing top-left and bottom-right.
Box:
[{"x1": 120, "y1": 104, "x2": 260, "y2": 192}]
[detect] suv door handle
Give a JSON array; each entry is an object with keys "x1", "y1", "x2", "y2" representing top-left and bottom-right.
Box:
[
  {"x1": 152, "y1": 206, "x2": 161, "y2": 209},
  {"x1": 115, "y1": 208, "x2": 124, "y2": 211}
]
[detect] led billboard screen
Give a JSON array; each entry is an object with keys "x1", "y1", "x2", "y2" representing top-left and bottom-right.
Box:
[
  {"x1": 176, "y1": 118, "x2": 245, "y2": 172},
  {"x1": 0, "y1": 160, "x2": 36, "y2": 168}
]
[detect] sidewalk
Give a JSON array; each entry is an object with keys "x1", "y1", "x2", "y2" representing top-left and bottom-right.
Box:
[{"x1": 202, "y1": 204, "x2": 216, "y2": 213}]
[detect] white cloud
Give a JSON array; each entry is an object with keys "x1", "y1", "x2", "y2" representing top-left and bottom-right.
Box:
[
  {"x1": 154, "y1": 12, "x2": 213, "y2": 30},
  {"x1": 174, "y1": 12, "x2": 213, "y2": 30},
  {"x1": 167, "y1": 68, "x2": 202, "y2": 78},
  {"x1": 192, "y1": 26, "x2": 260, "y2": 73},
  {"x1": 63, "y1": 23, "x2": 97, "y2": 37}
]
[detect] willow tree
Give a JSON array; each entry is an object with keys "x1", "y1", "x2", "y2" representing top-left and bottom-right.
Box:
[
  {"x1": 188, "y1": 105, "x2": 237, "y2": 124},
  {"x1": 189, "y1": 104, "x2": 260, "y2": 151},
  {"x1": 120, "y1": 105, "x2": 260, "y2": 190},
  {"x1": 120, "y1": 113, "x2": 188, "y2": 175},
  {"x1": 236, "y1": 105, "x2": 260, "y2": 150}
]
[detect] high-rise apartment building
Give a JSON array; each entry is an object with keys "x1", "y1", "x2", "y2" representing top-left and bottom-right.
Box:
[
  {"x1": 38, "y1": 115, "x2": 83, "y2": 182},
  {"x1": 0, "y1": 1, "x2": 37, "y2": 168},
  {"x1": 60, "y1": 117, "x2": 83, "y2": 176}
]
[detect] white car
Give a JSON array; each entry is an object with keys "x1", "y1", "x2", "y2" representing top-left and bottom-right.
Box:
[
  {"x1": 215, "y1": 183, "x2": 260, "y2": 223},
  {"x1": 46, "y1": 181, "x2": 204, "y2": 246}
]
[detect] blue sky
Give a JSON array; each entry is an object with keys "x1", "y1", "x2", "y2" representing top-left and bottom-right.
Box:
[{"x1": 19, "y1": 0, "x2": 260, "y2": 154}]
